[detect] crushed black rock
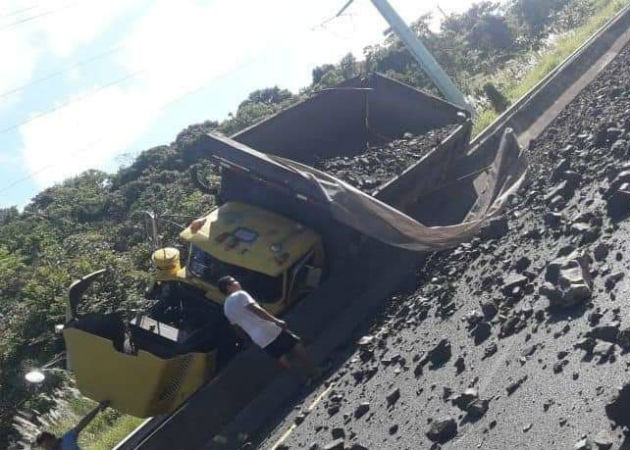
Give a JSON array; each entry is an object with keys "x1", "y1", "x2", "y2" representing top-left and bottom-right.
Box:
[
  {"x1": 426, "y1": 416, "x2": 457, "y2": 443},
  {"x1": 315, "y1": 125, "x2": 458, "y2": 193}
]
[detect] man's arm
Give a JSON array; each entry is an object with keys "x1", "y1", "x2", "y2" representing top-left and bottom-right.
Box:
[
  {"x1": 245, "y1": 303, "x2": 286, "y2": 328},
  {"x1": 74, "y1": 401, "x2": 109, "y2": 434}
]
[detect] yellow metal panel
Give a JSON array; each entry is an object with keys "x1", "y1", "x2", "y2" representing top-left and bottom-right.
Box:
[
  {"x1": 180, "y1": 202, "x2": 321, "y2": 277},
  {"x1": 64, "y1": 328, "x2": 216, "y2": 417}
]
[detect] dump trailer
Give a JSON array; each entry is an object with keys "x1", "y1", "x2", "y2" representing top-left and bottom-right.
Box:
[{"x1": 63, "y1": 73, "x2": 478, "y2": 419}]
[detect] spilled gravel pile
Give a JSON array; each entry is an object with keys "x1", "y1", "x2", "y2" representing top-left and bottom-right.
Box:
[
  {"x1": 258, "y1": 43, "x2": 630, "y2": 450},
  {"x1": 314, "y1": 125, "x2": 459, "y2": 193}
]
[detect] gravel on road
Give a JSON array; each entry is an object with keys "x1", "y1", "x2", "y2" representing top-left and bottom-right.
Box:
[{"x1": 256, "y1": 42, "x2": 630, "y2": 450}]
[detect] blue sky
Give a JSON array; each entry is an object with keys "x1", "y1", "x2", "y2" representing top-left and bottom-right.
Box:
[{"x1": 0, "y1": 0, "x2": 479, "y2": 208}]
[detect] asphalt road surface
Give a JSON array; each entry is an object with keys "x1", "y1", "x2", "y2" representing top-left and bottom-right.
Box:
[{"x1": 255, "y1": 41, "x2": 630, "y2": 450}]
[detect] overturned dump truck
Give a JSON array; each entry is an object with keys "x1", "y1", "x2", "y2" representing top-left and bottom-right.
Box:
[{"x1": 62, "y1": 73, "x2": 525, "y2": 418}]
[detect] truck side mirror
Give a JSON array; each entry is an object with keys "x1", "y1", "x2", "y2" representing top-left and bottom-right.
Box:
[{"x1": 67, "y1": 269, "x2": 107, "y2": 321}]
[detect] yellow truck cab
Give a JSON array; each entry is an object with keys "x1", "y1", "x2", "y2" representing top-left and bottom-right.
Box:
[
  {"x1": 153, "y1": 201, "x2": 325, "y2": 315},
  {"x1": 62, "y1": 201, "x2": 325, "y2": 416}
]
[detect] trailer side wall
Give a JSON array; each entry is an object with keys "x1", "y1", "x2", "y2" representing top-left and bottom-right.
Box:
[{"x1": 232, "y1": 73, "x2": 465, "y2": 163}]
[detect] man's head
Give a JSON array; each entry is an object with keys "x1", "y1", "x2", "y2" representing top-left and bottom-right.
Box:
[
  {"x1": 35, "y1": 432, "x2": 58, "y2": 449},
  {"x1": 218, "y1": 276, "x2": 241, "y2": 295}
]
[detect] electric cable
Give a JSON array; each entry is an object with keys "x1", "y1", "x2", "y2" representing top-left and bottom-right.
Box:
[
  {"x1": 0, "y1": 2, "x2": 76, "y2": 32},
  {"x1": 0, "y1": 70, "x2": 143, "y2": 134},
  {"x1": 0, "y1": 45, "x2": 123, "y2": 100},
  {"x1": 0, "y1": 3, "x2": 42, "y2": 20}
]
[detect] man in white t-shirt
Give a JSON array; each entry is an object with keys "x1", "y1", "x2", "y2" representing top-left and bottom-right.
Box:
[{"x1": 218, "y1": 275, "x2": 320, "y2": 379}]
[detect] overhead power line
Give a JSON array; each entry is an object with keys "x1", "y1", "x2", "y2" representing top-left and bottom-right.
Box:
[
  {"x1": 312, "y1": 0, "x2": 356, "y2": 30},
  {"x1": 0, "y1": 62, "x2": 249, "y2": 196},
  {"x1": 0, "y1": 3, "x2": 42, "y2": 20},
  {"x1": 0, "y1": 1, "x2": 76, "y2": 32},
  {"x1": 0, "y1": 5, "x2": 353, "y2": 198},
  {"x1": 0, "y1": 45, "x2": 123, "y2": 100},
  {"x1": 0, "y1": 70, "x2": 143, "y2": 135}
]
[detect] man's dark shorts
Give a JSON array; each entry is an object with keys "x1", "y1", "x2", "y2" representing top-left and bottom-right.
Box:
[{"x1": 264, "y1": 329, "x2": 301, "y2": 359}]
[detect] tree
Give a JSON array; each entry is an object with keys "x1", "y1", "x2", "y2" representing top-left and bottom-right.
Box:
[
  {"x1": 513, "y1": 0, "x2": 552, "y2": 33},
  {"x1": 441, "y1": 2, "x2": 501, "y2": 34},
  {"x1": 339, "y1": 53, "x2": 359, "y2": 80},
  {"x1": 312, "y1": 64, "x2": 335, "y2": 84},
  {"x1": 240, "y1": 86, "x2": 292, "y2": 107},
  {"x1": 468, "y1": 14, "x2": 515, "y2": 53}
]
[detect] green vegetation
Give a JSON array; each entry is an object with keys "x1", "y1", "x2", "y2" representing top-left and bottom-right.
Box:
[
  {"x1": 509, "y1": 0, "x2": 625, "y2": 100},
  {"x1": 37, "y1": 395, "x2": 143, "y2": 450},
  {"x1": 1, "y1": 0, "x2": 625, "y2": 448},
  {"x1": 473, "y1": 0, "x2": 626, "y2": 135}
]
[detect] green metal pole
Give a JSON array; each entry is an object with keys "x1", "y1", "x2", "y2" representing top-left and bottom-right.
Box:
[{"x1": 370, "y1": 0, "x2": 473, "y2": 114}]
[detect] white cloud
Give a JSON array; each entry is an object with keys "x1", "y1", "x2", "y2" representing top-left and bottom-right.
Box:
[
  {"x1": 18, "y1": 0, "x2": 318, "y2": 186},
  {"x1": 0, "y1": 0, "x2": 136, "y2": 97},
  {"x1": 29, "y1": 0, "x2": 137, "y2": 57},
  {"x1": 19, "y1": 84, "x2": 155, "y2": 186},
  {"x1": 119, "y1": 0, "x2": 316, "y2": 103},
  {"x1": 0, "y1": 16, "x2": 39, "y2": 102}
]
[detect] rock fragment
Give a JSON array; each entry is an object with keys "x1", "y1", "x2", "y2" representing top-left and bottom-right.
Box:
[
  {"x1": 466, "y1": 399, "x2": 489, "y2": 420},
  {"x1": 588, "y1": 321, "x2": 620, "y2": 343},
  {"x1": 480, "y1": 216, "x2": 509, "y2": 240},
  {"x1": 386, "y1": 388, "x2": 401, "y2": 406},
  {"x1": 451, "y1": 388, "x2": 478, "y2": 410},
  {"x1": 606, "y1": 182, "x2": 630, "y2": 220},
  {"x1": 454, "y1": 356, "x2": 466, "y2": 374},
  {"x1": 472, "y1": 321, "x2": 492, "y2": 344},
  {"x1": 544, "y1": 211, "x2": 563, "y2": 228},
  {"x1": 354, "y1": 402, "x2": 370, "y2": 419},
  {"x1": 605, "y1": 272, "x2": 624, "y2": 290},
  {"x1": 322, "y1": 439, "x2": 345, "y2": 450},
  {"x1": 506, "y1": 375, "x2": 528, "y2": 395},
  {"x1": 482, "y1": 342, "x2": 498, "y2": 359},
  {"x1": 542, "y1": 251, "x2": 593, "y2": 308},
  {"x1": 480, "y1": 301, "x2": 498, "y2": 319},
  {"x1": 574, "y1": 337, "x2": 597, "y2": 354},
  {"x1": 574, "y1": 438, "x2": 593, "y2": 450},
  {"x1": 427, "y1": 339, "x2": 452, "y2": 368},
  {"x1": 593, "y1": 243, "x2": 609, "y2": 261},
  {"x1": 331, "y1": 428, "x2": 345, "y2": 440},
  {"x1": 593, "y1": 429, "x2": 613, "y2": 449},
  {"x1": 605, "y1": 382, "x2": 630, "y2": 428},
  {"x1": 502, "y1": 274, "x2": 529, "y2": 295},
  {"x1": 426, "y1": 417, "x2": 457, "y2": 443},
  {"x1": 593, "y1": 341, "x2": 615, "y2": 361}
]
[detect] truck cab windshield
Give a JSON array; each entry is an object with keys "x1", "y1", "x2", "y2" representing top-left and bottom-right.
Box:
[{"x1": 188, "y1": 245, "x2": 283, "y2": 303}]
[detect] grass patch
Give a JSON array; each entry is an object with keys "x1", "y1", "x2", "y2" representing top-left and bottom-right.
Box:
[
  {"x1": 472, "y1": 109, "x2": 499, "y2": 137},
  {"x1": 44, "y1": 396, "x2": 143, "y2": 450},
  {"x1": 83, "y1": 415, "x2": 144, "y2": 450},
  {"x1": 473, "y1": 0, "x2": 627, "y2": 136}
]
